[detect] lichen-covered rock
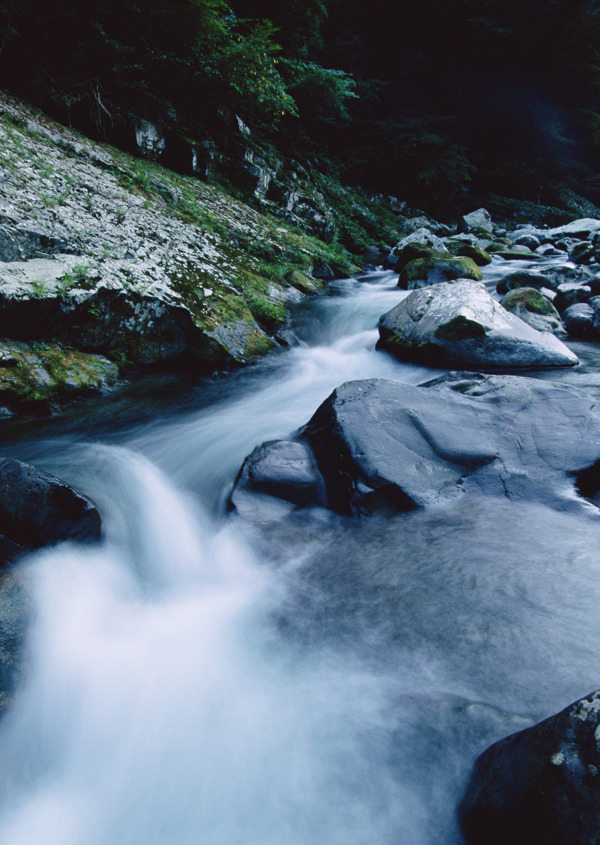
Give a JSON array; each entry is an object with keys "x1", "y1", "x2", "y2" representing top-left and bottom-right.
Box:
[
  {"x1": 232, "y1": 373, "x2": 600, "y2": 517},
  {"x1": 398, "y1": 256, "x2": 483, "y2": 289},
  {"x1": 392, "y1": 228, "x2": 448, "y2": 256},
  {"x1": 0, "y1": 569, "x2": 27, "y2": 713},
  {"x1": 378, "y1": 281, "x2": 578, "y2": 370},
  {"x1": 0, "y1": 457, "x2": 101, "y2": 563},
  {"x1": 500, "y1": 288, "x2": 563, "y2": 334},
  {"x1": 0, "y1": 94, "x2": 353, "y2": 389},
  {"x1": 459, "y1": 690, "x2": 600, "y2": 845}
]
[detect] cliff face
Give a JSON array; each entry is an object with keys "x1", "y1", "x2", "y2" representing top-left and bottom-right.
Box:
[{"x1": 0, "y1": 93, "x2": 371, "y2": 415}]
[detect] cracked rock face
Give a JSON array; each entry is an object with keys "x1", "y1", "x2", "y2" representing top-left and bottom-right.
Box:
[
  {"x1": 377, "y1": 281, "x2": 578, "y2": 370},
  {"x1": 459, "y1": 690, "x2": 600, "y2": 845},
  {"x1": 231, "y1": 373, "x2": 600, "y2": 517}
]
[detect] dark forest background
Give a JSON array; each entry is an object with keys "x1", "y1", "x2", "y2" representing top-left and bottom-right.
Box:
[{"x1": 1, "y1": 0, "x2": 600, "y2": 212}]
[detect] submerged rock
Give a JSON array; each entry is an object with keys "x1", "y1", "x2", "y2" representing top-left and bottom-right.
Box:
[
  {"x1": 0, "y1": 457, "x2": 101, "y2": 564},
  {"x1": 231, "y1": 373, "x2": 600, "y2": 517},
  {"x1": 377, "y1": 281, "x2": 578, "y2": 370},
  {"x1": 460, "y1": 690, "x2": 600, "y2": 845}
]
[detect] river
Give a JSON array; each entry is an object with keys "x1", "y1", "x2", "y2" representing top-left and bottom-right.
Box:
[{"x1": 0, "y1": 261, "x2": 600, "y2": 844}]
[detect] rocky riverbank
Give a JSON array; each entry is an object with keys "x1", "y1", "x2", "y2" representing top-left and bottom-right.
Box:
[{"x1": 0, "y1": 93, "x2": 367, "y2": 416}]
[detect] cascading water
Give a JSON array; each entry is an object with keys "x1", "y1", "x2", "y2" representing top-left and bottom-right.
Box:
[{"x1": 1, "y1": 266, "x2": 600, "y2": 844}]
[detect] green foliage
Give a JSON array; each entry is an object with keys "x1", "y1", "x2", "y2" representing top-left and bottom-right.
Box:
[
  {"x1": 220, "y1": 21, "x2": 298, "y2": 125},
  {"x1": 282, "y1": 60, "x2": 357, "y2": 128}
]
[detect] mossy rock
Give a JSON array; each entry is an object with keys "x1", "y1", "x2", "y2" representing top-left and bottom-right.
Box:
[
  {"x1": 0, "y1": 338, "x2": 118, "y2": 413},
  {"x1": 399, "y1": 256, "x2": 483, "y2": 289},
  {"x1": 496, "y1": 271, "x2": 553, "y2": 295},
  {"x1": 501, "y1": 288, "x2": 558, "y2": 317},
  {"x1": 393, "y1": 244, "x2": 446, "y2": 271},
  {"x1": 470, "y1": 226, "x2": 494, "y2": 239},
  {"x1": 286, "y1": 269, "x2": 323, "y2": 295},
  {"x1": 486, "y1": 241, "x2": 513, "y2": 253},
  {"x1": 494, "y1": 249, "x2": 541, "y2": 261},
  {"x1": 245, "y1": 294, "x2": 287, "y2": 333},
  {"x1": 434, "y1": 316, "x2": 487, "y2": 342},
  {"x1": 446, "y1": 243, "x2": 492, "y2": 266},
  {"x1": 501, "y1": 288, "x2": 563, "y2": 334}
]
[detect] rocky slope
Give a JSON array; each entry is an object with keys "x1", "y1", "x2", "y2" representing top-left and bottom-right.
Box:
[{"x1": 0, "y1": 92, "x2": 362, "y2": 415}]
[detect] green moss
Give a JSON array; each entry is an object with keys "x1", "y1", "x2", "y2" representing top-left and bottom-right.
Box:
[
  {"x1": 286, "y1": 269, "x2": 322, "y2": 294},
  {"x1": 245, "y1": 295, "x2": 287, "y2": 332},
  {"x1": 393, "y1": 245, "x2": 444, "y2": 271},
  {"x1": 0, "y1": 339, "x2": 117, "y2": 408},
  {"x1": 501, "y1": 288, "x2": 558, "y2": 317},
  {"x1": 495, "y1": 249, "x2": 540, "y2": 261},
  {"x1": 400, "y1": 256, "x2": 483, "y2": 288},
  {"x1": 446, "y1": 243, "x2": 492, "y2": 266},
  {"x1": 434, "y1": 316, "x2": 487, "y2": 342}
]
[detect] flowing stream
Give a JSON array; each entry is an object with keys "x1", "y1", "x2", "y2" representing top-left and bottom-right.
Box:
[{"x1": 1, "y1": 263, "x2": 600, "y2": 844}]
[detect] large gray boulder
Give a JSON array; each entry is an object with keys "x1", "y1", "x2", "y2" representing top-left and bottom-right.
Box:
[
  {"x1": 460, "y1": 690, "x2": 600, "y2": 845},
  {"x1": 392, "y1": 228, "x2": 448, "y2": 255},
  {"x1": 377, "y1": 281, "x2": 578, "y2": 370},
  {"x1": 0, "y1": 457, "x2": 101, "y2": 564},
  {"x1": 460, "y1": 208, "x2": 493, "y2": 234},
  {"x1": 231, "y1": 373, "x2": 600, "y2": 517}
]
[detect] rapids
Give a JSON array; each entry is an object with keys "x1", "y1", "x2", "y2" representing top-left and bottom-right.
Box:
[{"x1": 0, "y1": 262, "x2": 600, "y2": 844}]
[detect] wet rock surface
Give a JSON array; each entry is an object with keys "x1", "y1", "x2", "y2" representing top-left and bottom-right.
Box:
[
  {"x1": 0, "y1": 457, "x2": 101, "y2": 563},
  {"x1": 460, "y1": 690, "x2": 600, "y2": 845},
  {"x1": 232, "y1": 373, "x2": 600, "y2": 517}
]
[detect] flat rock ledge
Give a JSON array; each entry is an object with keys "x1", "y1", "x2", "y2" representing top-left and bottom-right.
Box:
[
  {"x1": 231, "y1": 373, "x2": 600, "y2": 518},
  {"x1": 377, "y1": 281, "x2": 578, "y2": 371},
  {"x1": 459, "y1": 690, "x2": 600, "y2": 845},
  {"x1": 0, "y1": 457, "x2": 101, "y2": 565}
]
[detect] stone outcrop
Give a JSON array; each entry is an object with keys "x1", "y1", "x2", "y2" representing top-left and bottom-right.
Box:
[{"x1": 0, "y1": 93, "x2": 365, "y2": 410}]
